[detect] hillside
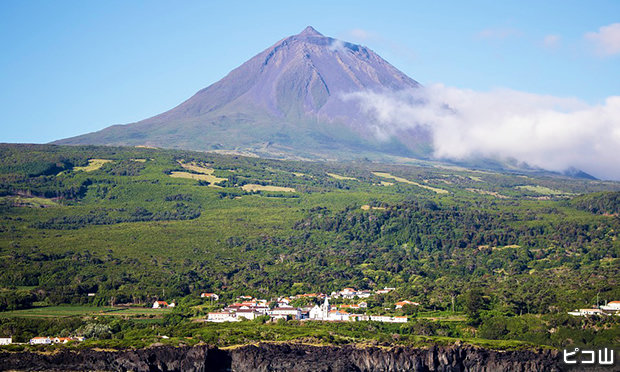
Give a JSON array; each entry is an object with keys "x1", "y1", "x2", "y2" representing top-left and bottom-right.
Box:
[{"x1": 0, "y1": 143, "x2": 619, "y2": 349}]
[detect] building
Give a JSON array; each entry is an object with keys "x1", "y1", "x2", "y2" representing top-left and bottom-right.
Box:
[
  {"x1": 30, "y1": 337, "x2": 52, "y2": 345},
  {"x1": 237, "y1": 309, "x2": 261, "y2": 320},
  {"x1": 370, "y1": 315, "x2": 392, "y2": 322},
  {"x1": 395, "y1": 300, "x2": 419, "y2": 309},
  {"x1": 254, "y1": 305, "x2": 269, "y2": 314},
  {"x1": 328, "y1": 309, "x2": 351, "y2": 321},
  {"x1": 270, "y1": 306, "x2": 301, "y2": 320},
  {"x1": 600, "y1": 301, "x2": 620, "y2": 312},
  {"x1": 53, "y1": 337, "x2": 72, "y2": 344},
  {"x1": 568, "y1": 308, "x2": 606, "y2": 316},
  {"x1": 153, "y1": 300, "x2": 172, "y2": 308},
  {"x1": 200, "y1": 293, "x2": 219, "y2": 301},
  {"x1": 276, "y1": 297, "x2": 291, "y2": 307},
  {"x1": 207, "y1": 312, "x2": 239, "y2": 322},
  {"x1": 340, "y1": 288, "x2": 358, "y2": 299},
  {"x1": 309, "y1": 297, "x2": 331, "y2": 320},
  {"x1": 0, "y1": 337, "x2": 12, "y2": 345}
]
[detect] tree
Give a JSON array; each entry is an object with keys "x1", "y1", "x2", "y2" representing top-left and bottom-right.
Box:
[{"x1": 463, "y1": 288, "x2": 488, "y2": 325}]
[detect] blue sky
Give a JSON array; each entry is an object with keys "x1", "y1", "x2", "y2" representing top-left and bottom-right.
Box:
[{"x1": 1, "y1": 1, "x2": 619, "y2": 144}]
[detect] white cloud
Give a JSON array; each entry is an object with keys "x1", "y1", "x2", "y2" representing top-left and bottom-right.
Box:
[
  {"x1": 585, "y1": 23, "x2": 620, "y2": 56},
  {"x1": 543, "y1": 34, "x2": 560, "y2": 48},
  {"x1": 343, "y1": 86, "x2": 620, "y2": 180},
  {"x1": 329, "y1": 39, "x2": 346, "y2": 52}
]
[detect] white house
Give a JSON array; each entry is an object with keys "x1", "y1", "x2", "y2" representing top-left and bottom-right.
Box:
[
  {"x1": 327, "y1": 309, "x2": 351, "y2": 321},
  {"x1": 201, "y1": 293, "x2": 219, "y2": 301},
  {"x1": 237, "y1": 309, "x2": 261, "y2": 320},
  {"x1": 30, "y1": 337, "x2": 52, "y2": 345},
  {"x1": 207, "y1": 312, "x2": 239, "y2": 322},
  {"x1": 152, "y1": 300, "x2": 169, "y2": 309},
  {"x1": 600, "y1": 301, "x2": 620, "y2": 312},
  {"x1": 340, "y1": 288, "x2": 358, "y2": 299},
  {"x1": 0, "y1": 337, "x2": 11, "y2": 345},
  {"x1": 395, "y1": 300, "x2": 419, "y2": 309},
  {"x1": 270, "y1": 306, "x2": 301, "y2": 320},
  {"x1": 53, "y1": 337, "x2": 72, "y2": 344}
]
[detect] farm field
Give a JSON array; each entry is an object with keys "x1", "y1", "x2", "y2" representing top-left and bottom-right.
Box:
[
  {"x1": 73, "y1": 158, "x2": 112, "y2": 172},
  {"x1": 371, "y1": 171, "x2": 449, "y2": 194},
  {"x1": 241, "y1": 184, "x2": 296, "y2": 192},
  {"x1": 0, "y1": 306, "x2": 171, "y2": 318}
]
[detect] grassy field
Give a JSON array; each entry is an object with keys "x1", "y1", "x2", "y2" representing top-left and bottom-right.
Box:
[
  {"x1": 0, "y1": 305, "x2": 171, "y2": 318},
  {"x1": 326, "y1": 172, "x2": 357, "y2": 181},
  {"x1": 372, "y1": 171, "x2": 449, "y2": 194},
  {"x1": 515, "y1": 185, "x2": 569, "y2": 195},
  {"x1": 241, "y1": 184, "x2": 296, "y2": 192},
  {"x1": 0, "y1": 195, "x2": 60, "y2": 208},
  {"x1": 169, "y1": 171, "x2": 225, "y2": 185},
  {"x1": 73, "y1": 158, "x2": 113, "y2": 172}
]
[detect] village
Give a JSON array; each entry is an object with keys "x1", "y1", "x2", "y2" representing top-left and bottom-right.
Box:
[
  {"x1": 196, "y1": 287, "x2": 418, "y2": 324},
  {"x1": 148, "y1": 287, "x2": 620, "y2": 323}
]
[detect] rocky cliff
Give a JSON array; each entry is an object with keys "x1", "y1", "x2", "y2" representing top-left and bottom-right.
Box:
[{"x1": 0, "y1": 342, "x2": 611, "y2": 372}]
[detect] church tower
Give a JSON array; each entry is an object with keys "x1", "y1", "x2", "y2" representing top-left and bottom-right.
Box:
[{"x1": 322, "y1": 297, "x2": 330, "y2": 319}]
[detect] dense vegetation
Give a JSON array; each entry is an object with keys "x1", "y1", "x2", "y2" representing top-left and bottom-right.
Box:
[
  {"x1": 0, "y1": 144, "x2": 618, "y2": 349},
  {"x1": 571, "y1": 191, "x2": 620, "y2": 215}
]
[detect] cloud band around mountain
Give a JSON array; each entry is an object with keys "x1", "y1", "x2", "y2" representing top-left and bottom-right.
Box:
[{"x1": 344, "y1": 85, "x2": 620, "y2": 180}]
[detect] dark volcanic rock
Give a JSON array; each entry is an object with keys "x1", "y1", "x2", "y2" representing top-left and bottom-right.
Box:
[{"x1": 0, "y1": 343, "x2": 611, "y2": 372}]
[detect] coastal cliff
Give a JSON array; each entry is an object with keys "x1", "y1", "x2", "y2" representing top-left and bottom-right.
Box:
[{"x1": 0, "y1": 343, "x2": 609, "y2": 371}]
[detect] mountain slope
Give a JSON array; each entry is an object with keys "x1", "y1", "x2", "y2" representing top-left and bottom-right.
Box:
[{"x1": 55, "y1": 27, "x2": 429, "y2": 159}]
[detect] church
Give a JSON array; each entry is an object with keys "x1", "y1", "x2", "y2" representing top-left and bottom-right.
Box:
[{"x1": 309, "y1": 297, "x2": 351, "y2": 321}]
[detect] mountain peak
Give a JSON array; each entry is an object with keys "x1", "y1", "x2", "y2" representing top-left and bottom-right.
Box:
[
  {"x1": 298, "y1": 26, "x2": 323, "y2": 37},
  {"x1": 55, "y1": 26, "x2": 424, "y2": 160}
]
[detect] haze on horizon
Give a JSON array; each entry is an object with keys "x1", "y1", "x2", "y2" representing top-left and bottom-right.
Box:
[{"x1": 1, "y1": 1, "x2": 619, "y2": 179}]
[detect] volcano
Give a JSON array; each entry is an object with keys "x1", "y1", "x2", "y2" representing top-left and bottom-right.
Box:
[{"x1": 55, "y1": 26, "x2": 429, "y2": 160}]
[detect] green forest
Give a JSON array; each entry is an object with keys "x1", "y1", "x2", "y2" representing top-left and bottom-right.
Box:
[{"x1": 0, "y1": 144, "x2": 618, "y2": 350}]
